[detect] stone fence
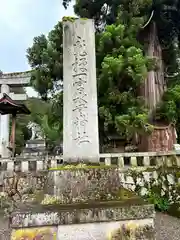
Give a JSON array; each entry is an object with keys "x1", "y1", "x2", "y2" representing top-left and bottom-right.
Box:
[
  {"x1": 0, "y1": 151, "x2": 179, "y2": 172},
  {"x1": 101, "y1": 151, "x2": 180, "y2": 167}
]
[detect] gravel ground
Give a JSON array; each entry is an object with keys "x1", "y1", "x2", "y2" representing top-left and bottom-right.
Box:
[
  {"x1": 155, "y1": 212, "x2": 180, "y2": 240},
  {"x1": 0, "y1": 212, "x2": 179, "y2": 239}
]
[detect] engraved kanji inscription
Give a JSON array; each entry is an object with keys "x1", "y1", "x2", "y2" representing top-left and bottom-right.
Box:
[{"x1": 72, "y1": 35, "x2": 90, "y2": 145}]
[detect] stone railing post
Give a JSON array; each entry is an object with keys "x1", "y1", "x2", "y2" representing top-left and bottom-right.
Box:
[
  {"x1": 37, "y1": 160, "x2": 44, "y2": 171},
  {"x1": 166, "y1": 157, "x2": 173, "y2": 167},
  {"x1": 174, "y1": 155, "x2": 180, "y2": 166},
  {"x1": 105, "y1": 157, "x2": 111, "y2": 166},
  {"x1": 118, "y1": 157, "x2": 124, "y2": 168},
  {"x1": 7, "y1": 161, "x2": 14, "y2": 171},
  {"x1": 50, "y1": 158, "x2": 57, "y2": 169},
  {"x1": 130, "y1": 156, "x2": 137, "y2": 167},
  {"x1": 155, "y1": 156, "x2": 162, "y2": 167},
  {"x1": 143, "y1": 156, "x2": 150, "y2": 166},
  {"x1": 21, "y1": 161, "x2": 29, "y2": 172}
]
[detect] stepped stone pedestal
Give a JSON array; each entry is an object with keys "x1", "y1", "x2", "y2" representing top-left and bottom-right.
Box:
[
  {"x1": 22, "y1": 139, "x2": 47, "y2": 157},
  {"x1": 10, "y1": 166, "x2": 155, "y2": 239},
  {"x1": 21, "y1": 139, "x2": 47, "y2": 171}
]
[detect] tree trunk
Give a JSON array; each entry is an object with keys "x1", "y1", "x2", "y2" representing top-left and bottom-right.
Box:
[
  {"x1": 138, "y1": 21, "x2": 176, "y2": 152},
  {"x1": 142, "y1": 21, "x2": 166, "y2": 112}
]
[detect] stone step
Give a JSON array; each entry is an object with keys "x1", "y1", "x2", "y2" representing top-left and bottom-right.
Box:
[{"x1": 23, "y1": 147, "x2": 46, "y2": 153}]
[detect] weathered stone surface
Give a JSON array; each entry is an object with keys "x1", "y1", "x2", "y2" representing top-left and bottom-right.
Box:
[
  {"x1": 11, "y1": 219, "x2": 155, "y2": 239},
  {"x1": 0, "y1": 165, "x2": 180, "y2": 217},
  {"x1": 118, "y1": 167, "x2": 180, "y2": 206},
  {"x1": 9, "y1": 166, "x2": 155, "y2": 239},
  {"x1": 2, "y1": 171, "x2": 47, "y2": 197},
  {"x1": 48, "y1": 167, "x2": 123, "y2": 203},
  {"x1": 10, "y1": 203, "x2": 155, "y2": 227},
  {"x1": 11, "y1": 226, "x2": 57, "y2": 240},
  {"x1": 0, "y1": 71, "x2": 31, "y2": 86},
  {"x1": 22, "y1": 139, "x2": 47, "y2": 158},
  {"x1": 63, "y1": 18, "x2": 99, "y2": 162},
  {"x1": 57, "y1": 219, "x2": 155, "y2": 240},
  {"x1": 26, "y1": 139, "x2": 46, "y2": 147}
]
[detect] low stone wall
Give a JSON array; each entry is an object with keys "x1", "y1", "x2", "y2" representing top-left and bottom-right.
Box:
[
  {"x1": 120, "y1": 167, "x2": 180, "y2": 201},
  {"x1": 48, "y1": 165, "x2": 180, "y2": 215},
  {"x1": 0, "y1": 165, "x2": 179, "y2": 211},
  {"x1": 120, "y1": 166, "x2": 180, "y2": 214},
  {"x1": 0, "y1": 164, "x2": 179, "y2": 211}
]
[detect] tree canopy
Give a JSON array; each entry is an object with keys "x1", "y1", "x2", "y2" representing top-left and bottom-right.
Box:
[{"x1": 26, "y1": 0, "x2": 180, "y2": 149}]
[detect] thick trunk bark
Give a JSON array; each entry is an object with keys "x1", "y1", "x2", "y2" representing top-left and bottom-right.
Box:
[
  {"x1": 138, "y1": 22, "x2": 176, "y2": 151},
  {"x1": 143, "y1": 22, "x2": 166, "y2": 112},
  {"x1": 145, "y1": 22, "x2": 156, "y2": 110}
]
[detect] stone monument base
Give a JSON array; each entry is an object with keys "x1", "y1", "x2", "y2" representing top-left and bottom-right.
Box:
[
  {"x1": 10, "y1": 200, "x2": 155, "y2": 240},
  {"x1": 22, "y1": 139, "x2": 47, "y2": 157},
  {"x1": 9, "y1": 166, "x2": 155, "y2": 239}
]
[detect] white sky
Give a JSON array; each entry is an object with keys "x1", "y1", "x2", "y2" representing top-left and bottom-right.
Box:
[{"x1": 0, "y1": 0, "x2": 75, "y2": 97}]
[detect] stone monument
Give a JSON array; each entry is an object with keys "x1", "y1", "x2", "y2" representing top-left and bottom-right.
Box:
[
  {"x1": 22, "y1": 122, "x2": 46, "y2": 157},
  {"x1": 0, "y1": 71, "x2": 31, "y2": 157},
  {"x1": 9, "y1": 19, "x2": 155, "y2": 240},
  {"x1": 63, "y1": 18, "x2": 99, "y2": 162}
]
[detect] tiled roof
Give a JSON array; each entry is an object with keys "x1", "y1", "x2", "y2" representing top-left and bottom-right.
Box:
[{"x1": 0, "y1": 70, "x2": 33, "y2": 79}]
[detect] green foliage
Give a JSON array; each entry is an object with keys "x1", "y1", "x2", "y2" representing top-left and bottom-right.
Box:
[
  {"x1": 147, "y1": 190, "x2": 170, "y2": 212},
  {"x1": 27, "y1": 22, "x2": 63, "y2": 100},
  {"x1": 157, "y1": 86, "x2": 180, "y2": 122},
  {"x1": 26, "y1": 0, "x2": 154, "y2": 147},
  {"x1": 10, "y1": 114, "x2": 31, "y2": 155},
  {"x1": 26, "y1": 0, "x2": 180, "y2": 147},
  {"x1": 8, "y1": 88, "x2": 31, "y2": 154},
  {"x1": 63, "y1": 0, "x2": 180, "y2": 43},
  {"x1": 26, "y1": 96, "x2": 63, "y2": 150},
  {"x1": 97, "y1": 10, "x2": 153, "y2": 142},
  {"x1": 62, "y1": 0, "x2": 180, "y2": 138},
  {"x1": 63, "y1": 0, "x2": 152, "y2": 28},
  {"x1": 26, "y1": 22, "x2": 63, "y2": 150}
]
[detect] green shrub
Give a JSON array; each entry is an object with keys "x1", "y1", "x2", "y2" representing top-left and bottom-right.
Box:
[{"x1": 147, "y1": 191, "x2": 170, "y2": 212}]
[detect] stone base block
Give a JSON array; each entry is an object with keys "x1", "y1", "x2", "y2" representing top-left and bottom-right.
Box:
[
  {"x1": 58, "y1": 219, "x2": 154, "y2": 240},
  {"x1": 10, "y1": 201, "x2": 155, "y2": 239},
  {"x1": 11, "y1": 219, "x2": 154, "y2": 240},
  {"x1": 10, "y1": 166, "x2": 155, "y2": 239}
]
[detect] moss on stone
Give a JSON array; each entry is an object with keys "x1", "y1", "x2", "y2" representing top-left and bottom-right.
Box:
[
  {"x1": 62, "y1": 16, "x2": 77, "y2": 22},
  {"x1": 144, "y1": 167, "x2": 158, "y2": 172},
  {"x1": 115, "y1": 188, "x2": 137, "y2": 200},
  {"x1": 49, "y1": 164, "x2": 117, "y2": 171},
  {"x1": 39, "y1": 195, "x2": 145, "y2": 209},
  {"x1": 39, "y1": 188, "x2": 139, "y2": 206}
]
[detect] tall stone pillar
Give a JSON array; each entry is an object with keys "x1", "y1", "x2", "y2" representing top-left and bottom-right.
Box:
[
  {"x1": 63, "y1": 19, "x2": 99, "y2": 162},
  {"x1": 0, "y1": 84, "x2": 10, "y2": 157}
]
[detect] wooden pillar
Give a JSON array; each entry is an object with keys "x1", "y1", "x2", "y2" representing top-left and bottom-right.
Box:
[{"x1": 11, "y1": 113, "x2": 16, "y2": 157}]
